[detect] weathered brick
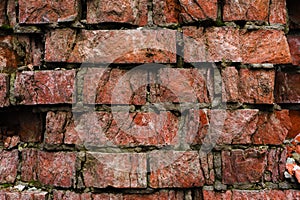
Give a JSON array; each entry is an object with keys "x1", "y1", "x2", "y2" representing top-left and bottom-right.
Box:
[
  {"x1": 65, "y1": 111, "x2": 179, "y2": 147},
  {"x1": 53, "y1": 190, "x2": 91, "y2": 200},
  {"x1": 45, "y1": 111, "x2": 72, "y2": 144},
  {"x1": 223, "y1": 0, "x2": 269, "y2": 21},
  {"x1": 46, "y1": 29, "x2": 176, "y2": 63},
  {"x1": 87, "y1": 0, "x2": 148, "y2": 26},
  {"x1": 285, "y1": 190, "x2": 300, "y2": 199},
  {"x1": 269, "y1": 0, "x2": 287, "y2": 24},
  {"x1": 0, "y1": 150, "x2": 18, "y2": 184},
  {"x1": 83, "y1": 152, "x2": 147, "y2": 188},
  {"x1": 184, "y1": 27, "x2": 291, "y2": 64},
  {"x1": 222, "y1": 68, "x2": 275, "y2": 104},
  {"x1": 19, "y1": 0, "x2": 78, "y2": 24},
  {"x1": 37, "y1": 151, "x2": 76, "y2": 188},
  {"x1": 275, "y1": 72, "x2": 300, "y2": 103},
  {"x1": 200, "y1": 152, "x2": 215, "y2": 185},
  {"x1": 240, "y1": 29, "x2": 291, "y2": 64},
  {"x1": 265, "y1": 148, "x2": 286, "y2": 182},
  {"x1": 222, "y1": 148, "x2": 267, "y2": 184},
  {"x1": 287, "y1": 35, "x2": 300, "y2": 66},
  {"x1": 0, "y1": 36, "x2": 18, "y2": 72},
  {"x1": 82, "y1": 68, "x2": 147, "y2": 105},
  {"x1": 0, "y1": 190, "x2": 48, "y2": 200},
  {"x1": 232, "y1": 190, "x2": 286, "y2": 200},
  {"x1": 288, "y1": 111, "x2": 300, "y2": 139},
  {"x1": 0, "y1": 74, "x2": 9, "y2": 107},
  {"x1": 4, "y1": 135, "x2": 20, "y2": 149},
  {"x1": 203, "y1": 190, "x2": 232, "y2": 200},
  {"x1": 0, "y1": 0, "x2": 16, "y2": 27},
  {"x1": 14, "y1": 70, "x2": 75, "y2": 105},
  {"x1": 23, "y1": 151, "x2": 77, "y2": 187},
  {"x1": 153, "y1": 0, "x2": 217, "y2": 25},
  {"x1": 149, "y1": 151, "x2": 205, "y2": 188},
  {"x1": 150, "y1": 68, "x2": 210, "y2": 103}
]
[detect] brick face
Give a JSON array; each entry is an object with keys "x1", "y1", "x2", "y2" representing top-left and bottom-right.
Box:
[
  {"x1": 275, "y1": 72, "x2": 300, "y2": 103},
  {"x1": 0, "y1": 74, "x2": 9, "y2": 107},
  {"x1": 0, "y1": 150, "x2": 18, "y2": 184}
]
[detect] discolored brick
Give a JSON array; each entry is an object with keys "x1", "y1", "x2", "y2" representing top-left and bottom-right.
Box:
[
  {"x1": 0, "y1": 74, "x2": 9, "y2": 107},
  {"x1": 0, "y1": 150, "x2": 18, "y2": 184},
  {"x1": 275, "y1": 72, "x2": 300, "y2": 103},
  {"x1": 269, "y1": 0, "x2": 287, "y2": 24},
  {"x1": 287, "y1": 35, "x2": 300, "y2": 66}
]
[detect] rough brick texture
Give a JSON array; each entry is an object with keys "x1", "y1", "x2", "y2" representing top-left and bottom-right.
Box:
[
  {"x1": 14, "y1": 70, "x2": 75, "y2": 105},
  {"x1": 0, "y1": 190, "x2": 48, "y2": 200},
  {"x1": 0, "y1": 150, "x2": 18, "y2": 183},
  {"x1": 87, "y1": 0, "x2": 148, "y2": 26},
  {"x1": 276, "y1": 72, "x2": 300, "y2": 103},
  {"x1": 19, "y1": 0, "x2": 78, "y2": 24},
  {"x1": 45, "y1": 29, "x2": 177, "y2": 63},
  {"x1": 0, "y1": 74, "x2": 9, "y2": 107}
]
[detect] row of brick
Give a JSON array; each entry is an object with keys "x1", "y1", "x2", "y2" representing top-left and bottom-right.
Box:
[
  {"x1": 0, "y1": 189, "x2": 298, "y2": 200},
  {"x1": 1, "y1": 28, "x2": 299, "y2": 71},
  {"x1": 1, "y1": 67, "x2": 300, "y2": 107},
  {"x1": 0, "y1": 0, "x2": 289, "y2": 26},
  {"x1": 0, "y1": 147, "x2": 287, "y2": 188}
]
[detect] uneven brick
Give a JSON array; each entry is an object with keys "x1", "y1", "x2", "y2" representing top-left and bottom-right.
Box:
[
  {"x1": 275, "y1": 72, "x2": 300, "y2": 103},
  {"x1": 4, "y1": 135, "x2": 20, "y2": 149},
  {"x1": 149, "y1": 151, "x2": 205, "y2": 188},
  {"x1": 223, "y1": 0, "x2": 269, "y2": 21},
  {"x1": 0, "y1": 190, "x2": 48, "y2": 200},
  {"x1": 287, "y1": 35, "x2": 300, "y2": 66},
  {"x1": 238, "y1": 68, "x2": 275, "y2": 104},
  {"x1": 253, "y1": 110, "x2": 291, "y2": 145},
  {"x1": 14, "y1": 70, "x2": 75, "y2": 105},
  {"x1": 285, "y1": 190, "x2": 300, "y2": 199},
  {"x1": 0, "y1": 150, "x2": 18, "y2": 183},
  {"x1": 240, "y1": 29, "x2": 291, "y2": 64},
  {"x1": 87, "y1": 0, "x2": 148, "y2": 26},
  {"x1": 0, "y1": 36, "x2": 18, "y2": 72},
  {"x1": 45, "y1": 111, "x2": 72, "y2": 144},
  {"x1": 150, "y1": 68, "x2": 209, "y2": 103},
  {"x1": 21, "y1": 149, "x2": 38, "y2": 182},
  {"x1": 221, "y1": 67, "x2": 239, "y2": 102},
  {"x1": 202, "y1": 190, "x2": 232, "y2": 200},
  {"x1": 184, "y1": 27, "x2": 291, "y2": 64},
  {"x1": 38, "y1": 151, "x2": 76, "y2": 188},
  {"x1": 206, "y1": 27, "x2": 241, "y2": 62},
  {"x1": 153, "y1": 0, "x2": 217, "y2": 25},
  {"x1": 83, "y1": 68, "x2": 147, "y2": 105},
  {"x1": 19, "y1": 0, "x2": 78, "y2": 24},
  {"x1": 269, "y1": 0, "x2": 287, "y2": 24},
  {"x1": 53, "y1": 190, "x2": 91, "y2": 200},
  {"x1": 0, "y1": 0, "x2": 16, "y2": 27},
  {"x1": 83, "y1": 152, "x2": 147, "y2": 188},
  {"x1": 0, "y1": 74, "x2": 9, "y2": 107},
  {"x1": 65, "y1": 111, "x2": 179, "y2": 147},
  {"x1": 222, "y1": 148, "x2": 267, "y2": 184},
  {"x1": 200, "y1": 152, "x2": 215, "y2": 185},
  {"x1": 46, "y1": 29, "x2": 176, "y2": 63},
  {"x1": 232, "y1": 190, "x2": 286, "y2": 200},
  {"x1": 183, "y1": 27, "x2": 207, "y2": 62},
  {"x1": 265, "y1": 148, "x2": 286, "y2": 182},
  {"x1": 288, "y1": 111, "x2": 300, "y2": 138}
]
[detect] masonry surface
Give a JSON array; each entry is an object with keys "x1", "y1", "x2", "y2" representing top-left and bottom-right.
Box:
[{"x1": 0, "y1": 0, "x2": 299, "y2": 199}]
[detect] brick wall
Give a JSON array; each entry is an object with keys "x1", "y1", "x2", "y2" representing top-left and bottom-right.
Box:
[{"x1": 0, "y1": 0, "x2": 299, "y2": 199}]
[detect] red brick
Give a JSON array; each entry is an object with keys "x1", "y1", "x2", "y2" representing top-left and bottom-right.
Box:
[
  {"x1": 222, "y1": 68, "x2": 275, "y2": 103},
  {"x1": 0, "y1": 0, "x2": 16, "y2": 27},
  {"x1": 200, "y1": 152, "x2": 215, "y2": 185},
  {"x1": 203, "y1": 190, "x2": 232, "y2": 200},
  {"x1": 87, "y1": 0, "x2": 147, "y2": 26},
  {"x1": 21, "y1": 149, "x2": 38, "y2": 182},
  {"x1": 19, "y1": 0, "x2": 78, "y2": 24},
  {"x1": 222, "y1": 148, "x2": 267, "y2": 184},
  {"x1": 45, "y1": 29, "x2": 176, "y2": 63},
  {"x1": 223, "y1": 0, "x2": 269, "y2": 21},
  {"x1": 288, "y1": 111, "x2": 300, "y2": 139},
  {"x1": 0, "y1": 74, "x2": 9, "y2": 107},
  {"x1": 65, "y1": 111, "x2": 179, "y2": 147},
  {"x1": 0, "y1": 150, "x2": 18, "y2": 183},
  {"x1": 153, "y1": 0, "x2": 217, "y2": 25},
  {"x1": 45, "y1": 111, "x2": 72, "y2": 144},
  {"x1": 38, "y1": 151, "x2": 76, "y2": 188},
  {"x1": 269, "y1": 0, "x2": 287, "y2": 24},
  {"x1": 83, "y1": 152, "x2": 147, "y2": 188},
  {"x1": 285, "y1": 190, "x2": 300, "y2": 199},
  {"x1": 14, "y1": 70, "x2": 75, "y2": 105},
  {"x1": 53, "y1": 190, "x2": 91, "y2": 200},
  {"x1": 253, "y1": 110, "x2": 291, "y2": 145},
  {"x1": 275, "y1": 72, "x2": 300, "y2": 103},
  {"x1": 83, "y1": 68, "x2": 147, "y2": 105},
  {"x1": 149, "y1": 151, "x2": 205, "y2": 188},
  {"x1": 265, "y1": 148, "x2": 286, "y2": 182},
  {"x1": 0, "y1": 36, "x2": 18, "y2": 72},
  {"x1": 0, "y1": 190, "x2": 47, "y2": 200},
  {"x1": 240, "y1": 29, "x2": 291, "y2": 64},
  {"x1": 206, "y1": 27, "x2": 242, "y2": 62},
  {"x1": 238, "y1": 69, "x2": 275, "y2": 104},
  {"x1": 150, "y1": 68, "x2": 209, "y2": 103},
  {"x1": 287, "y1": 35, "x2": 300, "y2": 66},
  {"x1": 184, "y1": 27, "x2": 291, "y2": 64},
  {"x1": 232, "y1": 190, "x2": 286, "y2": 200},
  {"x1": 3, "y1": 136, "x2": 20, "y2": 149}
]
